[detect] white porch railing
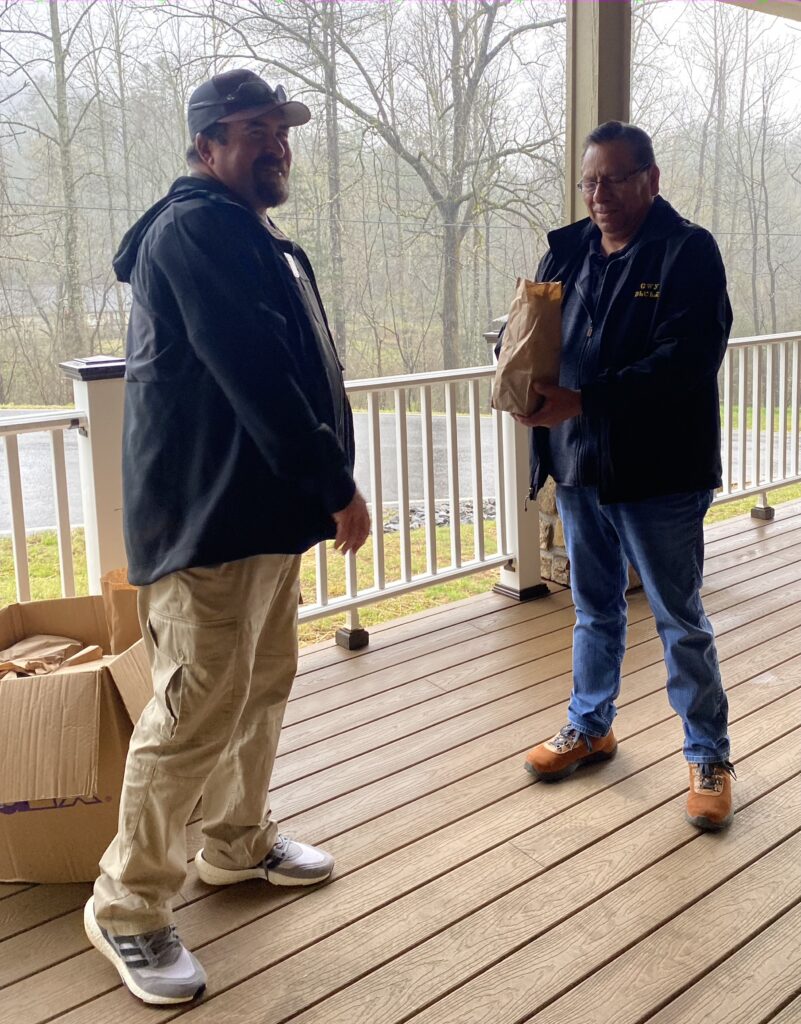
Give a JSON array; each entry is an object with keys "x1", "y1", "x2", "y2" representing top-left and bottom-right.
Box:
[
  {"x1": 0, "y1": 360, "x2": 543, "y2": 638},
  {"x1": 0, "y1": 410, "x2": 85, "y2": 602},
  {"x1": 298, "y1": 367, "x2": 529, "y2": 642},
  {"x1": 2, "y1": 332, "x2": 800, "y2": 634},
  {"x1": 715, "y1": 332, "x2": 801, "y2": 517}
]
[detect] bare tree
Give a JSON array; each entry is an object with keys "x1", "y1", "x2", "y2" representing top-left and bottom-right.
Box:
[
  {"x1": 174, "y1": 0, "x2": 565, "y2": 369},
  {"x1": 0, "y1": 1, "x2": 102, "y2": 367}
]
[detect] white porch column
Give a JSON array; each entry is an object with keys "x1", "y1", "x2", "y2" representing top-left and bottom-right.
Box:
[
  {"x1": 565, "y1": 0, "x2": 632, "y2": 223},
  {"x1": 61, "y1": 356, "x2": 127, "y2": 594},
  {"x1": 494, "y1": 413, "x2": 549, "y2": 601},
  {"x1": 485, "y1": 322, "x2": 549, "y2": 602}
]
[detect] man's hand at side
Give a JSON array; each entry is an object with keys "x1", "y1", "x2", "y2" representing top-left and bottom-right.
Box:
[
  {"x1": 513, "y1": 383, "x2": 582, "y2": 428},
  {"x1": 332, "y1": 490, "x2": 371, "y2": 554}
]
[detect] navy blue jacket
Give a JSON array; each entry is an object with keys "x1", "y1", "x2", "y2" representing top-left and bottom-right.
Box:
[
  {"x1": 113, "y1": 176, "x2": 356, "y2": 585},
  {"x1": 528, "y1": 196, "x2": 732, "y2": 503}
]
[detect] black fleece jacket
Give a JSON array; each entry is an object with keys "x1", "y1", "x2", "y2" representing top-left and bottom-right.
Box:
[
  {"x1": 114, "y1": 176, "x2": 355, "y2": 585},
  {"x1": 528, "y1": 196, "x2": 733, "y2": 503}
]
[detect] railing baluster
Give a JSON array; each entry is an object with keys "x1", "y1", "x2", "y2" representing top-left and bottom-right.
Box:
[
  {"x1": 765, "y1": 342, "x2": 775, "y2": 484},
  {"x1": 737, "y1": 347, "x2": 747, "y2": 492},
  {"x1": 468, "y1": 378, "x2": 484, "y2": 562},
  {"x1": 723, "y1": 350, "x2": 733, "y2": 494},
  {"x1": 420, "y1": 384, "x2": 437, "y2": 576},
  {"x1": 778, "y1": 341, "x2": 788, "y2": 480},
  {"x1": 395, "y1": 387, "x2": 412, "y2": 583},
  {"x1": 50, "y1": 429, "x2": 76, "y2": 597},
  {"x1": 315, "y1": 541, "x2": 328, "y2": 607},
  {"x1": 341, "y1": 532, "x2": 362, "y2": 641},
  {"x1": 339, "y1": 549, "x2": 365, "y2": 647},
  {"x1": 751, "y1": 345, "x2": 761, "y2": 488},
  {"x1": 345, "y1": 549, "x2": 358, "y2": 600},
  {"x1": 367, "y1": 390, "x2": 385, "y2": 590},
  {"x1": 4, "y1": 434, "x2": 31, "y2": 602},
  {"x1": 492, "y1": 405, "x2": 507, "y2": 555},
  {"x1": 793, "y1": 340, "x2": 800, "y2": 479},
  {"x1": 445, "y1": 381, "x2": 461, "y2": 569}
]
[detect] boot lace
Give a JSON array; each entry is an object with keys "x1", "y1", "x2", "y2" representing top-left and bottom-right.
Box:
[
  {"x1": 551, "y1": 725, "x2": 595, "y2": 754},
  {"x1": 696, "y1": 760, "x2": 737, "y2": 792}
]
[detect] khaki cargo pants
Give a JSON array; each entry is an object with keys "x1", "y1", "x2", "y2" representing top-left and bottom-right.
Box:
[{"x1": 94, "y1": 553, "x2": 301, "y2": 936}]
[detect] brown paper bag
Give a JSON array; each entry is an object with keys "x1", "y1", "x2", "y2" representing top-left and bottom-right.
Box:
[
  {"x1": 60, "y1": 645, "x2": 104, "y2": 668},
  {"x1": 491, "y1": 279, "x2": 562, "y2": 417},
  {"x1": 0, "y1": 634, "x2": 83, "y2": 679},
  {"x1": 100, "y1": 569, "x2": 141, "y2": 654}
]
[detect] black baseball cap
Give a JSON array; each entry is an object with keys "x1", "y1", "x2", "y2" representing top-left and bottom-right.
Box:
[{"x1": 187, "y1": 69, "x2": 311, "y2": 138}]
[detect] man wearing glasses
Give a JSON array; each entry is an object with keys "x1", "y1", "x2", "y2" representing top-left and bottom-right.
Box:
[
  {"x1": 512, "y1": 122, "x2": 734, "y2": 834},
  {"x1": 83, "y1": 69, "x2": 370, "y2": 1004}
]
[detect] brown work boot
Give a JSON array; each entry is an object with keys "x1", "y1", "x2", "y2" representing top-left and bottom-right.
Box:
[
  {"x1": 524, "y1": 724, "x2": 617, "y2": 781},
  {"x1": 686, "y1": 761, "x2": 735, "y2": 831}
]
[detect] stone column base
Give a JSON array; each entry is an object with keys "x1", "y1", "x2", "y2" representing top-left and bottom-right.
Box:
[{"x1": 537, "y1": 477, "x2": 643, "y2": 592}]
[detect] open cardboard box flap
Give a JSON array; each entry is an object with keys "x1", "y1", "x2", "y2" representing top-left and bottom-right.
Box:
[
  {"x1": 107, "y1": 639, "x2": 152, "y2": 725},
  {"x1": 0, "y1": 594, "x2": 110, "y2": 653}
]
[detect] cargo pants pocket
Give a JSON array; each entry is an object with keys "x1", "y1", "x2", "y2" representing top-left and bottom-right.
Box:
[{"x1": 145, "y1": 612, "x2": 240, "y2": 748}]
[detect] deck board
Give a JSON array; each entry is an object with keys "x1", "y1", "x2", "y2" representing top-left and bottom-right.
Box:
[
  {"x1": 2, "y1": 504, "x2": 801, "y2": 1024},
  {"x1": 756, "y1": 993, "x2": 801, "y2": 1024}
]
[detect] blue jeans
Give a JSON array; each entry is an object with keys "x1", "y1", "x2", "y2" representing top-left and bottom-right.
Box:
[{"x1": 555, "y1": 486, "x2": 729, "y2": 764}]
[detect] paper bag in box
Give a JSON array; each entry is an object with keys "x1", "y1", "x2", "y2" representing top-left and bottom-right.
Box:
[
  {"x1": 101, "y1": 568, "x2": 141, "y2": 654},
  {"x1": 491, "y1": 279, "x2": 562, "y2": 417}
]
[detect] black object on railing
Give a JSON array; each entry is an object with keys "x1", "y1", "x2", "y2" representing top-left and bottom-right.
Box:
[{"x1": 60, "y1": 355, "x2": 126, "y2": 382}]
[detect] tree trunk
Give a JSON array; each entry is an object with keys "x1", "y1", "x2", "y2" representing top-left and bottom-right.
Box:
[
  {"x1": 469, "y1": 224, "x2": 480, "y2": 364},
  {"x1": 323, "y1": 8, "x2": 347, "y2": 369},
  {"x1": 49, "y1": 0, "x2": 85, "y2": 373},
  {"x1": 710, "y1": 32, "x2": 727, "y2": 239},
  {"x1": 759, "y1": 98, "x2": 778, "y2": 334},
  {"x1": 441, "y1": 209, "x2": 460, "y2": 369},
  {"x1": 484, "y1": 208, "x2": 493, "y2": 325},
  {"x1": 111, "y1": 6, "x2": 134, "y2": 224}
]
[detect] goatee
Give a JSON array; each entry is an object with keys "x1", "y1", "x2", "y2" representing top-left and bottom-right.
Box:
[
  {"x1": 255, "y1": 164, "x2": 289, "y2": 208},
  {"x1": 257, "y1": 180, "x2": 289, "y2": 208}
]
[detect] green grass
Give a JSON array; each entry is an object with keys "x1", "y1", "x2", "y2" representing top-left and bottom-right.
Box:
[
  {"x1": 3, "y1": 483, "x2": 800, "y2": 646},
  {"x1": 1, "y1": 530, "x2": 90, "y2": 605},
  {"x1": 722, "y1": 405, "x2": 798, "y2": 431},
  {"x1": 705, "y1": 482, "x2": 801, "y2": 523}
]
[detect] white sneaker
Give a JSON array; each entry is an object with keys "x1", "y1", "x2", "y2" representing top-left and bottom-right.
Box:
[
  {"x1": 83, "y1": 897, "x2": 206, "y2": 1005},
  {"x1": 195, "y1": 834, "x2": 334, "y2": 887}
]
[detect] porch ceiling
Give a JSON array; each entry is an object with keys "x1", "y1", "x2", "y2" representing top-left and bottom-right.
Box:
[{"x1": 723, "y1": 0, "x2": 801, "y2": 22}]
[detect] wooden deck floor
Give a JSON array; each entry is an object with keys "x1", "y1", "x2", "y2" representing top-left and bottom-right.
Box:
[{"x1": 2, "y1": 502, "x2": 801, "y2": 1024}]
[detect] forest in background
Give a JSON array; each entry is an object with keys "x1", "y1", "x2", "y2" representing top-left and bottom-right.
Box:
[{"x1": 0, "y1": 0, "x2": 799, "y2": 406}]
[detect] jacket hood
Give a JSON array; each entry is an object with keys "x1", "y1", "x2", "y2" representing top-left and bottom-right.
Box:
[
  {"x1": 113, "y1": 176, "x2": 247, "y2": 283},
  {"x1": 545, "y1": 195, "x2": 689, "y2": 266}
]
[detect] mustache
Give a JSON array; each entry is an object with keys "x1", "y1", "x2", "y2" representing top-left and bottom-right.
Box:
[{"x1": 255, "y1": 158, "x2": 285, "y2": 172}]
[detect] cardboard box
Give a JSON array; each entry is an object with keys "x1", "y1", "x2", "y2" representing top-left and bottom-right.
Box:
[{"x1": 0, "y1": 595, "x2": 152, "y2": 883}]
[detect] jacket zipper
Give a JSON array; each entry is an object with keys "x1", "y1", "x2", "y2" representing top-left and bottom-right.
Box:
[{"x1": 574, "y1": 263, "x2": 606, "y2": 486}]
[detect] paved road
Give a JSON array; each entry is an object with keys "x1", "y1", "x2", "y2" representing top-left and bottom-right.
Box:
[{"x1": 0, "y1": 409, "x2": 499, "y2": 534}]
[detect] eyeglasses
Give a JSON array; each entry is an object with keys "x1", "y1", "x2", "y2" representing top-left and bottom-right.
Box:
[
  {"x1": 576, "y1": 164, "x2": 651, "y2": 195},
  {"x1": 190, "y1": 79, "x2": 287, "y2": 111}
]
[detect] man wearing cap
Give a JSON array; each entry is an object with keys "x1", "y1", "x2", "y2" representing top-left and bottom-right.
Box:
[{"x1": 83, "y1": 69, "x2": 370, "y2": 1005}]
